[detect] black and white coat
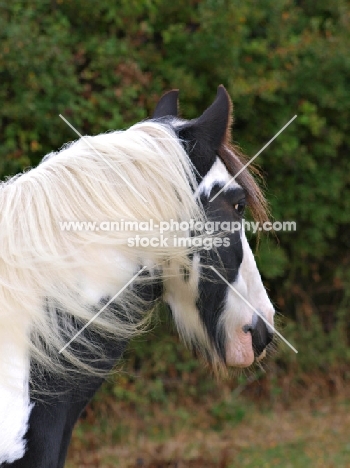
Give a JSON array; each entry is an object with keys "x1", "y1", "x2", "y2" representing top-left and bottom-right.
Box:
[{"x1": 1, "y1": 86, "x2": 274, "y2": 467}]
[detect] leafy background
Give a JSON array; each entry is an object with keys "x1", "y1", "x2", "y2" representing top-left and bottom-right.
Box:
[{"x1": 1, "y1": 1, "x2": 349, "y2": 466}]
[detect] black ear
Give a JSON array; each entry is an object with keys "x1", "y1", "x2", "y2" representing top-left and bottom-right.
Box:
[
  {"x1": 152, "y1": 89, "x2": 179, "y2": 118},
  {"x1": 178, "y1": 85, "x2": 231, "y2": 179}
]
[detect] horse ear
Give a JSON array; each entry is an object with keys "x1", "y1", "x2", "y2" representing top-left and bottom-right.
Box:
[
  {"x1": 178, "y1": 85, "x2": 232, "y2": 178},
  {"x1": 194, "y1": 84, "x2": 231, "y2": 148},
  {"x1": 152, "y1": 89, "x2": 179, "y2": 118}
]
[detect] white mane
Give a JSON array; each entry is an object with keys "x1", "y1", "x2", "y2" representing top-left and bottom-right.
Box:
[{"x1": 0, "y1": 121, "x2": 204, "y2": 380}]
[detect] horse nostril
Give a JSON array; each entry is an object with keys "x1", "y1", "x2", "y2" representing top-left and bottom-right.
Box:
[
  {"x1": 242, "y1": 313, "x2": 274, "y2": 357},
  {"x1": 242, "y1": 312, "x2": 259, "y2": 334},
  {"x1": 242, "y1": 323, "x2": 253, "y2": 334}
]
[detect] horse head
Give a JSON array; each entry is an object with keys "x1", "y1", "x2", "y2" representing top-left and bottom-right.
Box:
[{"x1": 153, "y1": 86, "x2": 274, "y2": 369}]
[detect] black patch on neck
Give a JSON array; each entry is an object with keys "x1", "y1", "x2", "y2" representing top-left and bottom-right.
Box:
[
  {"x1": 132, "y1": 267, "x2": 163, "y2": 302},
  {"x1": 32, "y1": 267, "x2": 163, "y2": 397}
]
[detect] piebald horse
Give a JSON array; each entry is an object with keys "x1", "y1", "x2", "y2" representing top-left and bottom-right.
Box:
[{"x1": 0, "y1": 86, "x2": 274, "y2": 467}]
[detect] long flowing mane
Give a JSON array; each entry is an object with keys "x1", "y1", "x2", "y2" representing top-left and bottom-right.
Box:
[
  {"x1": 0, "y1": 118, "x2": 268, "y2": 382},
  {"x1": 0, "y1": 122, "x2": 203, "y2": 380}
]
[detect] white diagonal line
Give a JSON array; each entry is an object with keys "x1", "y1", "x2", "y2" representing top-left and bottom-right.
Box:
[
  {"x1": 59, "y1": 114, "x2": 148, "y2": 204},
  {"x1": 59, "y1": 266, "x2": 147, "y2": 353},
  {"x1": 210, "y1": 115, "x2": 297, "y2": 202},
  {"x1": 210, "y1": 266, "x2": 298, "y2": 353}
]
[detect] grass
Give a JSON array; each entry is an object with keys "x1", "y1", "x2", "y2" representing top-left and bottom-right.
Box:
[
  {"x1": 66, "y1": 389, "x2": 350, "y2": 467},
  {"x1": 229, "y1": 399, "x2": 350, "y2": 467}
]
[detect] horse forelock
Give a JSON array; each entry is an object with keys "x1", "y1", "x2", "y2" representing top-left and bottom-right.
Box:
[{"x1": 218, "y1": 144, "x2": 270, "y2": 227}]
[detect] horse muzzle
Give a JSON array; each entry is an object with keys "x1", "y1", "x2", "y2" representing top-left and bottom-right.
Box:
[{"x1": 242, "y1": 312, "x2": 274, "y2": 358}]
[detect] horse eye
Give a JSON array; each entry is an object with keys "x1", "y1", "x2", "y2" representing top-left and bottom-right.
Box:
[{"x1": 234, "y1": 200, "x2": 246, "y2": 216}]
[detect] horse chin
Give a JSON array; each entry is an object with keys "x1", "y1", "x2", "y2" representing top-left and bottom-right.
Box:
[
  {"x1": 225, "y1": 330, "x2": 255, "y2": 368},
  {"x1": 256, "y1": 349, "x2": 266, "y2": 362}
]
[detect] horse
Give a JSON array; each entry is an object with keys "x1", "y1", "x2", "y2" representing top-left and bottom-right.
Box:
[{"x1": 0, "y1": 85, "x2": 274, "y2": 467}]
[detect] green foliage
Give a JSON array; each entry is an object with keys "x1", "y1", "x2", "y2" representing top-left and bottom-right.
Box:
[
  {"x1": 0, "y1": 0, "x2": 349, "y2": 385},
  {"x1": 210, "y1": 396, "x2": 248, "y2": 429}
]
